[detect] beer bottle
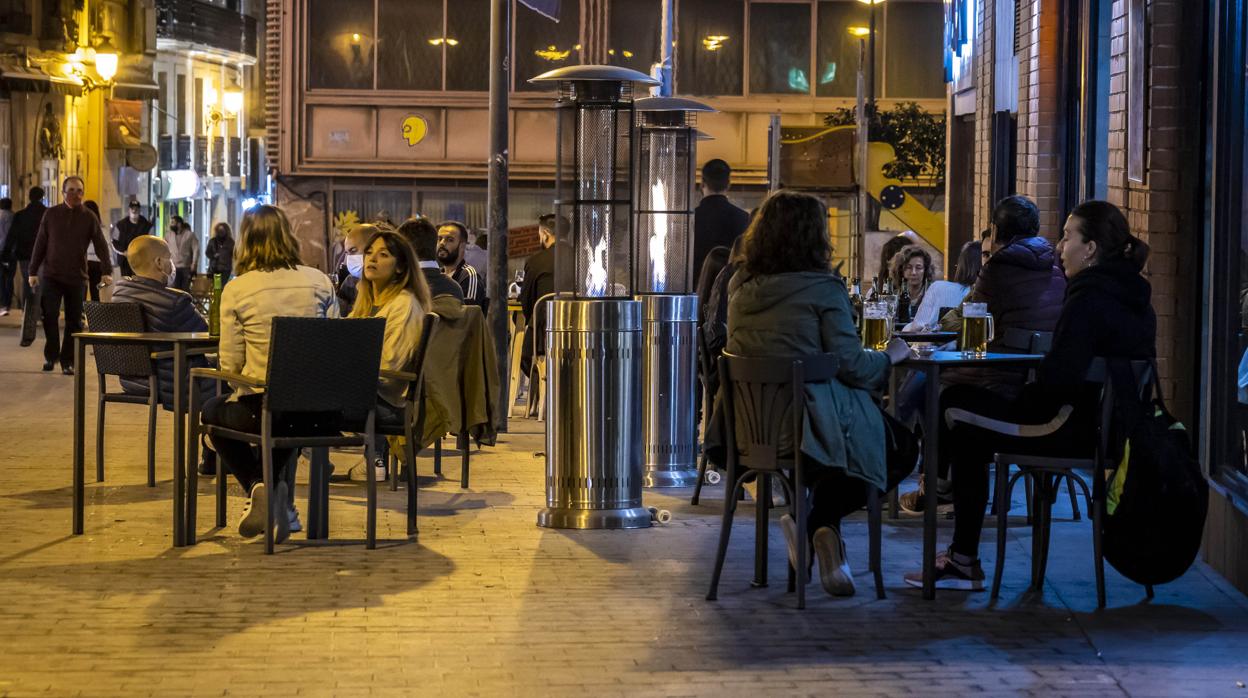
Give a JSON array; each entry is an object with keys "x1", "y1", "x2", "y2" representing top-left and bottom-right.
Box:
[
  {"x1": 898, "y1": 287, "x2": 911, "y2": 323},
  {"x1": 849, "y1": 277, "x2": 863, "y2": 328},
  {"x1": 208, "y1": 273, "x2": 223, "y2": 336}
]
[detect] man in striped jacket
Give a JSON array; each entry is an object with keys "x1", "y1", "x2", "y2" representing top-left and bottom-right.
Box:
[{"x1": 437, "y1": 221, "x2": 488, "y2": 314}]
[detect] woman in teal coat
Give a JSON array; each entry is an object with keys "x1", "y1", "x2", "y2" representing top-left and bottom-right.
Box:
[{"x1": 725, "y1": 190, "x2": 913, "y2": 597}]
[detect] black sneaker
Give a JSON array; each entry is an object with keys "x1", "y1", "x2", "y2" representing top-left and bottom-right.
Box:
[
  {"x1": 197, "y1": 460, "x2": 216, "y2": 477},
  {"x1": 41, "y1": 361, "x2": 53, "y2": 371},
  {"x1": 61, "y1": 364, "x2": 73, "y2": 376},
  {"x1": 904, "y1": 549, "x2": 986, "y2": 591}
]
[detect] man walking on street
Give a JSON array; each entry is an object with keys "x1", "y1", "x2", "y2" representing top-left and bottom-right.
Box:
[
  {"x1": 437, "y1": 220, "x2": 487, "y2": 312},
  {"x1": 112, "y1": 200, "x2": 152, "y2": 277},
  {"x1": 167, "y1": 215, "x2": 199, "y2": 291},
  {"x1": 692, "y1": 159, "x2": 750, "y2": 285},
  {"x1": 0, "y1": 198, "x2": 14, "y2": 315},
  {"x1": 28, "y1": 176, "x2": 112, "y2": 374},
  {"x1": 6, "y1": 186, "x2": 48, "y2": 345}
]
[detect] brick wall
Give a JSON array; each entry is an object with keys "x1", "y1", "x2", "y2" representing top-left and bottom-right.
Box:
[
  {"x1": 972, "y1": 0, "x2": 995, "y2": 234},
  {"x1": 1013, "y1": 0, "x2": 1063, "y2": 238}
]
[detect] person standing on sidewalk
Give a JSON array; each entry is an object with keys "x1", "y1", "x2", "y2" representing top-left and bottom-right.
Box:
[
  {"x1": 112, "y1": 200, "x2": 152, "y2": 278},
  {"x1": 0, "y1": 198, "x2": 14, "y2": 315},
  {"x1": 5, "y1": 187, "x2": 47, "y2": 345},
  {"x1": 205, "y1": 222, "x2": 235, "y2": 284},
  {"x1": 167, "y1": 215, "x2": 199, "y2": 292},
  {"x1": 27, "y1": 176, "x2": 112, "y2": 374}
]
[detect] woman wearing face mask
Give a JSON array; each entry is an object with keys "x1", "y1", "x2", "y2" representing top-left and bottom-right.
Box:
[
  {"x1": 335, "y1": 223, "x2": 376, "y2": 316},
  {"x1": 205, "y1": 222, "x2": 235, "y2": 284},
  {"x1": 903, "y1": 200, "x2": 1156, "y2": 591},
  {"x1": 347, "y1": 226, "x2": 433, "y2": 482},
  {"x1": 113, "y1": 201, "x2": 152, "y2": 277}
]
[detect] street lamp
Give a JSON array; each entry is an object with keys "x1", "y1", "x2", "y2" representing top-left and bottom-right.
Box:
[
  {"x1": 632, "y1": 95, "x2": 713, "y2": 489},
  {"x1": 529, "y1": 64, "x2": 659, "y2": 530},
  {"x1": 223, "y1": 76, "x2": 244, "y2": 116},
  {"x1": 93, "y1": 36, "x2": 118, "y2": 83}
]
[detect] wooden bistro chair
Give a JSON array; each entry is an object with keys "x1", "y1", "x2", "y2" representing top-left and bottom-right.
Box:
[
  {"x1": 188, "y1": 317, "x2": 385, "y2": 553},
  {"x1": 946, "y1": 357, "x2": 1156, "y2": 607},
  {"x1": 691, "y1": 328, "x2": 718, "y2": 506},
  {"x1": 706, "y1": 353, "x2": 886, "y2": 610},
  {"x1": 526, "y1": 293, "x2": 555, "y2": 422}
]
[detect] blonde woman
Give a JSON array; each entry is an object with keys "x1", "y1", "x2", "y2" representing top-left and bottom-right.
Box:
[
  {"x1": 200, "y1": 204, "x2": 338, "y2": 543},
  {"x1": 344, "y1": 225, "x2": 432, "y2": 482}
]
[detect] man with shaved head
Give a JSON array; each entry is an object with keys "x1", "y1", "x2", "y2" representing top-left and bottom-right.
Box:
[{"x1": 111, "y1": 235, "x2": 218, "y2": 473}]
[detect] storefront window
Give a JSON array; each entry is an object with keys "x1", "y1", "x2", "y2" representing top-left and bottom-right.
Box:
[
  {"x1": 749, "y1": 3, "x2": 812, "y2": 95},
  {"x1": 515, "y1": 0, "x2": 582, "y2": 91},
  {"x1": 377, "y1": 0, "x2": 443, "y2": 91},
  {"x1": 308, "y1": 0, "x2": 375, "y2": 90},
  {"x1": 447, "y1": 0, "x2": 490, "y2": 91},
  {"x1": 609, "y1": 0, "x2": 661, "y2": 75},
  {"x1": 884, "y1": 1, "x2": 944, "y2": 98},
  {"x1": 677, "y1": 0, "x2": 744, "y2": 96},
  {"x1": 816, "y1": 0, "x2": 871, "y2": 97}
]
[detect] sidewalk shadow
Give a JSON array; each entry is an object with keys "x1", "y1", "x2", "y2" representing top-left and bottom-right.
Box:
[{"x1": 3, "y1": 481, "x2": 174, "y2": 509}]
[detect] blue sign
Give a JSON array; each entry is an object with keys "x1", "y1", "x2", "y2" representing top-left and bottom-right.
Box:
[{"x1": 519, "y1": 0, "x2": 560, "y2": 21}]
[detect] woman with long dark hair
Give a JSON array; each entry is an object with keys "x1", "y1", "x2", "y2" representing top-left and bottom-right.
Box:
[
  {"x1": 726, "y1": 190, "x2": 914, "y2": 597},
  {"x1": 904, "y1": 200, "x2": 1156, "y2": 590}
]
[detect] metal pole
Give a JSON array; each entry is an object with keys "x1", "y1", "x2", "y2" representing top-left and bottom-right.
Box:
[
  {"x1": 868, "y1": 5, "x2": 877, "y2": 106},
  {"x1": 856, "y1": 38, "x2": 869, "y2": 284},
  {"x1": 488, "y1": 0, "x2": 511, "y2": 432},
  {"x1": 658, "y1": 0, "x2": 674, "y2": 96}
]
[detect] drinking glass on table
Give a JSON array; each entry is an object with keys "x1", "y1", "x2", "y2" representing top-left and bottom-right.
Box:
[
  {"x1": 959, "y1": 302, "x2": 995, "y2": 358},
  {"x1": 862, "y1": 301, "x2": 893, "y2": 351}
]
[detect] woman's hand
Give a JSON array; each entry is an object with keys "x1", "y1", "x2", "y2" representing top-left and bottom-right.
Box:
[{"x1": 884, "y1": 337, "x2": 911, "y2": 365}]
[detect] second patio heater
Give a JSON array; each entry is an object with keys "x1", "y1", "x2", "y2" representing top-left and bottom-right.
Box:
[
  {"x1": 633, "y1": 96, "x2": 715, "y2": 488},
  {"x1": 531, "y1": 65, "x2": 658, "y2": 530}
]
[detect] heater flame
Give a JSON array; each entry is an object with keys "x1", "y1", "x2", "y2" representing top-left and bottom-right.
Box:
[
  {"x1": 649, "y1": 180, "x2": 669, "y2": 292},
  {"x1": 585, "y1": 235, "x2": 609, "y2": 297}
]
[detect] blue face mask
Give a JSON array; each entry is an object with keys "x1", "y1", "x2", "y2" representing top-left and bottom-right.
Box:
[{"x1": 345, "y1": 254, "x2": 364, "y2": 279}]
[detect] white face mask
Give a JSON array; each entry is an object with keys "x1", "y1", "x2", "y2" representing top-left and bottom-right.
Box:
[
  {"x1": 163, "y1": 259, "x2": 176, "y2": 286},
  {"x1": 345, "y1": 254, "x2": 365, "y2": 279}
]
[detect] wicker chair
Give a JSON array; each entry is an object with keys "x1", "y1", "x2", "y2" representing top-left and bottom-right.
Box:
[{"x1": 82, "y1": 302, "x2": 159, "y2": 486}]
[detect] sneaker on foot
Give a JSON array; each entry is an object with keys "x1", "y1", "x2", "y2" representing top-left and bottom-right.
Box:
[
  {"x1": 41, "y1": 361, "x2": 53, "y2": 372},
  {"x1": 288, "y1": 506, "x2": 303, "y2": 534},
  {"x1": 812, "y1": 526, "x2": 855, "y2": 597},
  {"x1": 61, "y1": 364, "x2": 73, "y2": 376},
  {"x1": 898, "y1": 478, "x2": 953, "y2": 515},
  {"x1": 780, "y1": 514, "x2": 801, "y2": 572},
  {"x1": 0, "y1": 308, "x2": 8, "y2": 316},
  {"x1": 238, "y1": 483, "x2": 267, "y2": 538},
  {"x1": 349, "y1": 459, "x2": 387, "y2": 483},
  {"x1": 273, "y1": 482, "x2": 291, "y2": 544},
  {"x1": 903, "y1": 549, "x2": 986, "y2": 591},
  {"x1": 197, "y1": 460, "x2": 216, "y2": 477}
]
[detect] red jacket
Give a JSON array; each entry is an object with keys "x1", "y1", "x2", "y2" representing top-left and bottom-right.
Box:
[{"x1": 29, "y1": 203, "x2": 112, "y2": 286}]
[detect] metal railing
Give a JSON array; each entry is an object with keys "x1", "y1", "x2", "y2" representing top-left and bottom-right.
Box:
[{"x1": 156, "y1": 0, "x2": 257, "y2": 57}]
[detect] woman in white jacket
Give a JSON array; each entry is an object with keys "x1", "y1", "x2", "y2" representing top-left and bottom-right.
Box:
[
  {"x1": 349, "y1": 225, "x2": 433, "y2": 481},
  {"x1": 201, "y1": 205, "x2": 338, "y2": 543}
]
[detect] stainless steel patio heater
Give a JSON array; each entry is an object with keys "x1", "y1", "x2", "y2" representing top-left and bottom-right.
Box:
[
  {"x1": 531, "y1": 65, "x2": 658, "y2": 530},
  {"x1": 633, "y1": 97, "x2": 714, "y2": 488}
]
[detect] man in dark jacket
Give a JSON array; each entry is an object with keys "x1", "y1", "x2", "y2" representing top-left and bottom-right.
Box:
[
  {"x1": 398, "y1": 217, "x2": 466, "y2": 302},
  {"x1": 5, "y1": 186, "x2": 47, "y2": 344},
  {"x1": 112, "y1": 200, "x2": 152, "y2": 277},
  {"x1": 28, "y1": 177, "x2": 112, "y2": 373},
  {"x1": 519, "y1": 213, "x2": 562, "y2": 376},
  {"x1": 111, "y1": 234, "x2": 218, "y2": 471},
  {"x1": 436, "y1": 220, "x2": 488, "y2": 312},
  {"x1": 692, "y1": 159, "x2": 750, "y2": 285}
]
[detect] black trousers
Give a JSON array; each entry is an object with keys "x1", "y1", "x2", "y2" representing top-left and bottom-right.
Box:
[
  {"x1": 117, "y1": 256, "x2": 134, "y2": 278},
  {"x1": 939, "y1": 384, "x2": 1085, "y2": 558},
  {"x1": 201, "y1": 394, "x2": 326, "y2": 494},
  {"x1": 86, "y1": 262, "x2": 102, "y2": 302},
  {"x1": 39, "y1": 278, "x2": 84, "y2": 366},
  {"x1": 0, "y1": 260, "x2": 12, "y2": 309},
  {"x1": 174, "y1": 267, "x2": 192, "y2": 292},
  {"x1": 805, "y1": 442, "x2": 915, "y2": 534}
]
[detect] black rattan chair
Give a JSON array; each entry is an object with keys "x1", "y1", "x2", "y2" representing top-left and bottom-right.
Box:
[
  {"x1": 83, "y1": 302, "x2": 159, "y2": 486},
  {"x1": 187, "y1": 317, "x2": 385, "y2": 553},
  {"x1": 946, "y1": 357, "x2": 1155, "y2": 607},
  {"x1": 706, "y1": 352, "x2": 885, "y2": 609}
]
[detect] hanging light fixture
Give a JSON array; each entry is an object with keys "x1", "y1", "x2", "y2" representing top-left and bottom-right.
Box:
[
  {"x1": 93, "y1": 36, "x2": 118, "y2": 83},
  {"x1": 223, "y1": 74, "x2": 244, "y2": 115}
]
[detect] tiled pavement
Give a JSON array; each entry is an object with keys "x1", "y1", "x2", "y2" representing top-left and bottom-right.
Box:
[{"x1": 1, "y1": 320, "x2": 1247, "y2": 697}]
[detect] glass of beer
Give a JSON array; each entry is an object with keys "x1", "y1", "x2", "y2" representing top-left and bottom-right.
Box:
[
  {"x1": 960, "y1": 302, "x2": 995, "y2": 357},
  {"x1": 862, "y1": 301, "x2": 893, "y2": 351}
]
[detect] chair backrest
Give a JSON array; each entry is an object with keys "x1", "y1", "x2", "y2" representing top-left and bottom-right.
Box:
[
  {"x1": 83, "y1": 302, "x2": 153, "y2": 377},
  {"x1": 719, "y1": 352, "x2": 839, "y2": 472},
  {"x1": 263, "y1": 317, "x2": 385, "y2": 424},
  {"x1": 1000, "y1": 327, "x2": 1053, "y2": 354},
  {"x1": 408, "y1": 313, "x2": 440, "y2": 400},
  {"x1": 1085, "y1": 357, "x2": 1155, "y2": 479}
]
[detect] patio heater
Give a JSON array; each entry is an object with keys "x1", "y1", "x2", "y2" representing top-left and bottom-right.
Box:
[
  {"x1": 633, "y1": 96, "x2": 715, "y2": 488},
  {"x1": 530, "y1": 65, "x2": 659, "y2": 530}
]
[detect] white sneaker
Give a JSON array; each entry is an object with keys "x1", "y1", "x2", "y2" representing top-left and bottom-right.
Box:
[
  {"x1": 238, "y1": 483, "x2": 267, "y2": 538},
  {"x1": 348, "y1": 459, "x2": 387, "y2": 483},
  {"x1": 0, "y1": 308, "x2": 8, "y2": 317},
  {"x1": 812, "y1": 526, "x2": 856, "y2": 597},
  {"x1": 273, "y1": 482, "x2": 291, "y2": 544}
]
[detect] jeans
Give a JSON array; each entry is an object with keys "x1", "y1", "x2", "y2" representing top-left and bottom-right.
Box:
[
  {"x1": 39, "y1": 277, "x2": 84, "y2": 366},
  {"x1": 200, "y1": 394, "x2": 337, "y2": 494}
]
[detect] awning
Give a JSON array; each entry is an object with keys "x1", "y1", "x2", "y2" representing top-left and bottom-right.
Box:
[
  {"x1": 0, "y1": 58, "x2": 83, "y2": 96},
  {"x1": 112, "y1": 66, "x2": 158, "y2": 101}
]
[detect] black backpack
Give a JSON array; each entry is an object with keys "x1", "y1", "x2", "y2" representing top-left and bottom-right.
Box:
[{"x1": 1101, "y1": 361, "x2": 1208, "y2": 586}]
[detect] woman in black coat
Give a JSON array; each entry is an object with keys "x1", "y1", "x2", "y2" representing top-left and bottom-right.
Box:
[{"x1": 905, "y1": 200, "x2": 1157, "y2": 591}]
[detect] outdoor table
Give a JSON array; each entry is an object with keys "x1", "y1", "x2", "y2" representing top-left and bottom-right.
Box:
[
  {"x1": 894, "y1": 350, "x2": 1043, "y2": 600},
  {"x1": 895, "y1": 330, "x2": 958, "y2": 344},
  {"x1": 71, "y1": 331, "x2": 219, "y2": 546}
]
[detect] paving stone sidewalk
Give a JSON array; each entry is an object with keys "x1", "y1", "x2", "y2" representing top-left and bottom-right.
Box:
[{"x1": 0, "y1": 323, "x2": 1246, "y2": 697}]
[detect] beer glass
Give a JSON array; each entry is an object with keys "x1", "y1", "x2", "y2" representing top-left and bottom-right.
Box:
[
  {"x1": 960, "y1": 302, "x2": 994, "y2": 357},
  {"x1": 862, "y1": 301, "x2": 893, "y2": 351}
]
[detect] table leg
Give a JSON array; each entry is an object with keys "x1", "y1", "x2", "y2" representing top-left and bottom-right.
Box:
[
  {"x1": 922, "y1": 365, "x2": 939, "y2": 600},
  {"x1": 173, "y1": 344, "x2": 186, "y2": 547},
  {"x1": 887, "y1": 368, "x2": 900, "y2": 520},
  {"x1": 73, "y1": 338, "x2": 86, "y2": 535}
]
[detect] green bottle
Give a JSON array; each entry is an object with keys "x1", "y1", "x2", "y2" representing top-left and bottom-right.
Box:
[{"x1": 208, "y1": 273, "x2": 223, "y2": 336}]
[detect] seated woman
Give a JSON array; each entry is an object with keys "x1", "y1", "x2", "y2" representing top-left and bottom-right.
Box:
[
  {"x1": 725, "y1": 190, "x2": 913, "y2": 597},
  {"x1": 902, "y1": 239, "x2": 982, "y2": 332},
  {"x1": 905, "y1": 200, "x2": 1156, "y2": 590},
  {"x1": 348, "y1": 225, "x2": 433, "y2": 481},
  {"x1": 890, "y1": 244, "x2": 933, "y2": 323},
  {"x1": 201, "y1": 205, "x2": 339, "y2": 543}
]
